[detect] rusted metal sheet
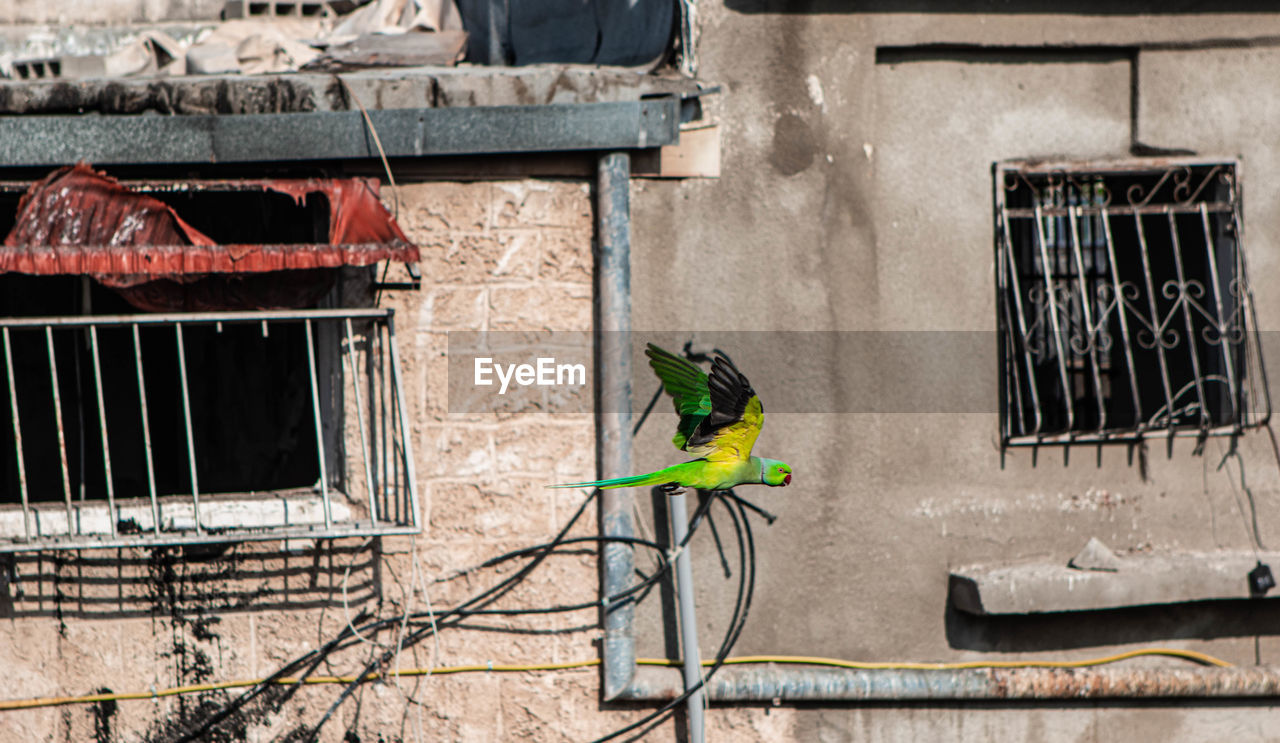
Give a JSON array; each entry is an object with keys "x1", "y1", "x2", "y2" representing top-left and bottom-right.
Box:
[
  {"x1": 0, "y1": 242, "x2": 416, "y2": 279},
  {"x1": 1, "y1": 163, "x2": 417, "y2": 280},
  {"x1": 0, "y1": 163, "x2": 417, "y2": 310}
]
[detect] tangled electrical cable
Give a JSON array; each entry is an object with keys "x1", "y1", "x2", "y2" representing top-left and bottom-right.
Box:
[
  {"x1": 171, "y1": 343, "x2": 767, "y2": 742},
  {"x1": 170, "y1": 480, "x2": 762, "y2": 742}
]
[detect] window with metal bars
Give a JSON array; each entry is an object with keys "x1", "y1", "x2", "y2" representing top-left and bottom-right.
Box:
[
  {"x1": 995, "y1": 160, "x2": 1270, "y2": 445},
  {"x1": 0, "y1": 174, "x2": 421, "y2": 551}
]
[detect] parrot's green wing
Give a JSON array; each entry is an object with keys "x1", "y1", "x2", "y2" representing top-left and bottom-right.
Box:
[
  {"x1": 644, "y1": 344, "x2": 764, "y2": 463},
  {"x1": 644, "y1": 344, "x2": 711, "y2": 450}
]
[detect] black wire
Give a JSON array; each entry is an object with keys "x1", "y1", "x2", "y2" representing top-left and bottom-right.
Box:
[
  {"x1": 588, "y1": 492, "x2": 758, "y2": 743},
  {"x1": 182, "y1": 485, "x2": 760, "y2": 743},
  {"x1": 702, "y1": 499, "x2": 733, "y2": 578},
  {"x1": 186, "y1": 342, "x2": 772, "y2": 742},
  {"x1": 176, "y1": 489, "x2": 605, "y2": 743},
  {"x1": 303, "y1": 484, "x2": 702, "y2": 739},
  {"x1": 633, "y1": 382, "x2": 665, "y2": 436}
]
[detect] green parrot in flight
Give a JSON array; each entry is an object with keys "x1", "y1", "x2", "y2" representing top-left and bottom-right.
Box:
[{"x1": 552, "y1": 344, "x2": 792, "y2": 491}]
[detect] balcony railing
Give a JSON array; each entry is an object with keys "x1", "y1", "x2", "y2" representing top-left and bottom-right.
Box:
[{"x1": 0, "y1": 308, "x2": 418, "y2": 551}]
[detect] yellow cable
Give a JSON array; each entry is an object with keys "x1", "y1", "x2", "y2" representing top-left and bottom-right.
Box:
[
  {"x1": 0, "y1": 649, "x2": 1232, "y2": 712},
  {"x1": 676, "y1": 648, "x2": 1233, "y2": 670}
]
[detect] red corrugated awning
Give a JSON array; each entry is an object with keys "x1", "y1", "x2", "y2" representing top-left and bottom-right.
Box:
[{"x1": 0, "y1": 163, "x2": 418, "y2": 311}]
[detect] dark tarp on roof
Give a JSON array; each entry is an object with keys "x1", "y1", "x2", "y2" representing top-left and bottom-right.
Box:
[
  {"x1": 457, "y1": 0, "x2": 675, "y2": 67},
  {"x1": 0, "y1": 163, "x2": 417, "y2": 311}
]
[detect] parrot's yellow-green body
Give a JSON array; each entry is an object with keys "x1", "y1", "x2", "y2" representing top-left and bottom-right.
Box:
[{"x1": 551, "y1": 344, "x2": 792, "y2": 492}]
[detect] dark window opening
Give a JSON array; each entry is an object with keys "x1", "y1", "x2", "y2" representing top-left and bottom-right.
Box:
[
  {"x1": 0, "y1": 183, "x2": 331, "y2": 245},
  {"x1": 144, "y1": 188, "x2": 331, "y2": 245},
  {"x1": 996, "y1": 161, "x2": 1268, "y2": 444},
  {"x1": 0, "y1": 275, "x2": 320, "y2": 505}
]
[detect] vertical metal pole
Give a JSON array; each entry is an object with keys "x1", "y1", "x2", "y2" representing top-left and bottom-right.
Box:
[
  {"x1": 174, "y1": 323, "x2": 202, "y2": 534},
  {"x1": 88, "y1": 327, "x2": 117, "y2": 537},
  {"x1": 386, "y1": 311, "x2": 419, "y2": 529},
  {"x1": 46, "y1": 327, "x2": 74, "y2": 536},
  {"x1": 379, "y1": 325, "x2": 389, "y2": 521},
  {"x1": 133, "y1": 326, "x2": 161, "y2": 533},
  {"x1": 345, "y1": 319, "x2": 378, "y2": 524},
  {"x1": 669, "y1": 489, "x2": 706, "y2": 743},
  {"x1": 305, "y1": 319, "x2": 333, "y2": 529},
  {"x1": 3, "y1": 329, "x2": 32, "y2": 541},
  {"x1": 597, "y1": 151, "x2": 636, "y2": 700}
]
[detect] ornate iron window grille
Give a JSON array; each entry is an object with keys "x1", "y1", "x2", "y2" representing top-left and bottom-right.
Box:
[{"x1": 995, "y1": 160, "x2": 1270, "y2": 445}]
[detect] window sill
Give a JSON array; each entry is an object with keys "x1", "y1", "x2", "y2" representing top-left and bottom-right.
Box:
[
  {"x1": 951, "y1": 549, "x2": 1280, "y2": 614},
  {"x1": 0, "y1": 490, "x2": 414, "y2": 552}
]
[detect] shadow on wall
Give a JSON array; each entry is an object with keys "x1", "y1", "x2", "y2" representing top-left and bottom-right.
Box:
[
  {"x1": 725, "y1": 0, "x2": 1279, "y2": 13},
  {"x1": 946, "y1": 591, "x2": 1280, "y2": 651},
  {"x1": 0, "y1": 539, "x2": 379, "y2": 620}
]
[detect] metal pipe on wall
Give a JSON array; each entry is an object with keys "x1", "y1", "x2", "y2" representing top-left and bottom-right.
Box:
[
  {"x1": 616, "y1": 664, "x2": 1280, "y2": 702},
  {"x1": 596, "y1": 151, "x2": 636, "y2": 702}
]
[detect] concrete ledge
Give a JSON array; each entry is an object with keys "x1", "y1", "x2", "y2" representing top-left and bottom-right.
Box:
[
  {"x1": 951, "y1": 550, "x2": 1280, "y2": 615},
  {"x1": 0, "y1": 490, "x2": 355, "y2": 545}
]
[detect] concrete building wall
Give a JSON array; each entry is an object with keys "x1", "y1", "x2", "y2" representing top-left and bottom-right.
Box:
[
  {"x1": 627, "y1": 5, "x2": 1280, "y2": 741},
  {"x1": 7, "y1": 3, "x2": 1280, "y2": 743}
]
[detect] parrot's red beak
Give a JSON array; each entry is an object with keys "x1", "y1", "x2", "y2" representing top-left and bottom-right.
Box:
[{"x1": 783, "y1": 474, "x2": 791, "y2": 486}]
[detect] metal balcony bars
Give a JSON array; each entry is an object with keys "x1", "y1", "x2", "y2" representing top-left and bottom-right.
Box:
[
  {"x1": 0, "y1": 308, "x2": 419, "y2": 551},
  {"x1": 995, "y1": 161, "x2": 1269, "y2": 445}
]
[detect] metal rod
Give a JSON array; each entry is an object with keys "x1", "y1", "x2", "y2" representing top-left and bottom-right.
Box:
[
  {"x1": 999, "y1": 209, "x2": 1043, "y2": 436},
  {"x1": 1067, "y1": 205, "x2": 1108, "y2": 432},
  {"x1": 995, "y1": 207, "x2": 1026, "y2": 437},
  {"x1": 0, "y1": 516, "x2": 419, "y2": 554},
  {"x1": 1100, "y1": 209, "x2": 1145, "y2": 430},
  {"x1": 1199, "y1": 203, "x2": 1239, "y2": 422},
  {"x1": 368, "y1": 326, "x2": 382, "y2": 522},
  {"x1": 1004, "y1": 201, "x2": 1234, "y2": 218},
  {"x1": 616, "y1": 664, "x2": 1280, "y2": 702},
  {"x1": 1167, "y1": 209, "x2": 1209, "y2": 428},
  {"x1": 88, "y1": 327, "x2": 117, "y2": 538},
  {"x1": 0, "y1": 308, "x2": 391, "y2": 329},
  {"x1": 345, "y1": 319, "x2": 377, "y2": 524},
  {"x1": 305, "y1": 319, "x2": 332, "y2": 530},
  {"x1": 3, "y1": 329, "x2": 32, "y2": 541},
  {"x1": 386, "y1": 312, "x2": 419, "y2": 529},
  {"x1": 174, "y1": 323, "x2": 202, "y2": 534},
  {"x1": 1005, "y1": 424, "x2": 1243, "y2": 446},
  {"x1": 1032, "y1": 204, "x2": 1074, "y2": 432},
  {"x1": 1133, "y1": 211, "x2": 1178, "y2": 437},
  {"x1": 46, "y1": 327, "x2": 74, "y2": 536},
  {"x1": 668, "y1": 489, "x2": 706, "y2": 743},
  {"x1": 132, "y1": 326, "x2": 161, "y2": 534},
  {"x1": 597, "y1": 150, "x2": 636, "y2": 701},
  {"x1": 379, "y1": 324, "x2": 390, "y2": 524}
]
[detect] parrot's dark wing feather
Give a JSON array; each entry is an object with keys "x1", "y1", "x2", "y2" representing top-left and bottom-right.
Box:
[
  {"x1": 645, "y1": 344, "x2": 765, "y2": 463},
  {"x1": 688, "y1": 355, "x2": 756, "y2": 445}
]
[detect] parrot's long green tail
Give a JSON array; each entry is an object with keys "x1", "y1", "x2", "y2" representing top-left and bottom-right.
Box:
[{"x1": 548, "y1": 469, "x2": 674, "y2": 490}]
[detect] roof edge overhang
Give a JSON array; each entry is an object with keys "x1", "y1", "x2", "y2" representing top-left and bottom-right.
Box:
[{"x1": 0, "y1": 97, "x2": 683, "y2": 168}]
